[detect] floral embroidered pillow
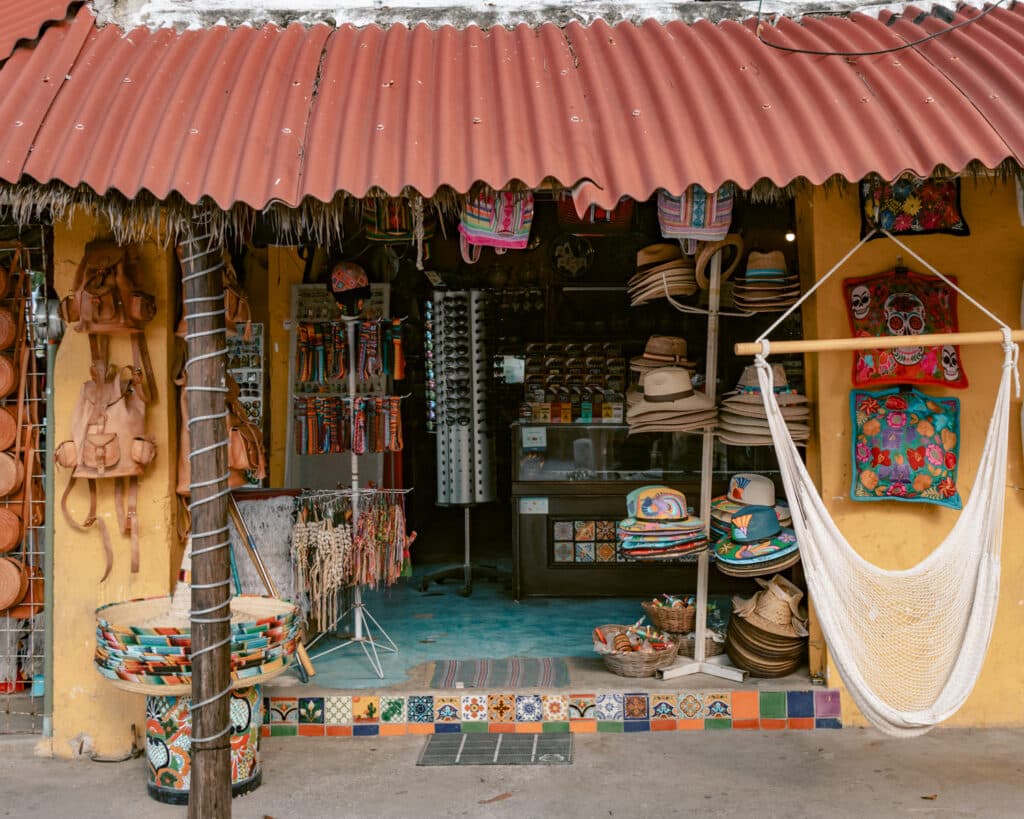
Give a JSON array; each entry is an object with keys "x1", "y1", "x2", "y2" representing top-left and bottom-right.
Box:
[
  {"x1": 844, "y1": 270, "x2": 968, "y2": 389},
  {"x1": 860, "y1": 176, "x2": 969, "y2": 238},
  {"x1": 850, "y1": 388, "x2": 961, "y2": 509}
]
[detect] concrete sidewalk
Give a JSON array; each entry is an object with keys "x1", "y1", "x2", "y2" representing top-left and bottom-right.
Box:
[{"x1": 3, "y1": 728, "x2": 1021, "y2": 818}]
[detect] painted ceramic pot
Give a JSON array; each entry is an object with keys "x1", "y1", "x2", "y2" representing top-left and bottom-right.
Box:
[{"x1": 145, "y1": 685, "x2": 262, "y2": 805}]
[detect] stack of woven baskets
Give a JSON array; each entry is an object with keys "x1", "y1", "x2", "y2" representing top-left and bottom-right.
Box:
[
  {"x1": 642, "y1": 595, "x2": 727, "y2": 659},
  {"x1": 94, "y1": 547, "x2": 299, "y2": 695},
  {"x1": 593, "y1": 623, "x2": 678, "y2": 678}
]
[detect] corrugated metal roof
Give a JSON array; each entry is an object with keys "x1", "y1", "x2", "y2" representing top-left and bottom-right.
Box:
[
  {"x1": 0, "y1": 1, "x2": 81, "y2": 62},
  {"x1": 1, "y1": 4, "x2": 1022, "y2": 211}
]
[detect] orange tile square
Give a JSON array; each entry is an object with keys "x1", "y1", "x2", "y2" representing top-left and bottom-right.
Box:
[
  {"x1": 298, "y1": 724, "x2": 325, "y2": 737},
  {"x1": 570, "y1": 720, "x2": 597, "y2": 734},
  {"x1": 651, "y1": 720, "x2": 676, "y2": 731},
  {"x1": 260, "y1": 726, "x2": 271, "y2": 738},
  {"x1": 326, "y1": 725, "x2": 353, "y2": 737},
  {"x1": 733, "y1": 719, "x2": 759, "y2": 730},
  {"x1": 760, "y1": 719, "x2": 787, "y2": 731},
  {"x1": 677, "y1": 719, "x2": 704, "y2": 731},
  {"x1": 788, "y1": 718, "x2": 814, "y2": 730},
  {"x1": 407, "y1": 723, "x2": 434, "y2": 735},
  {"x1": 515, "y1": 723, "x2": 543, "y2": 734},
  {"x1": 731, "y1": 690, "x2": 759, "y2": 720},
  {"x1": 380, "y1": 724, "x2": 408, "y2": 736},
  {"x1": 489, "y1": 723, "x2": 515, "y2": 734}
]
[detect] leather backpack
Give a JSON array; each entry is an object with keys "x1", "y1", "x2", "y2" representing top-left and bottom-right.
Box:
[
  {"x1": 56, "y1": 362, "x2": 156, "y2": 580},
  {"x1": 174, "y1": 247, "x2": 252, "y2": 340}
]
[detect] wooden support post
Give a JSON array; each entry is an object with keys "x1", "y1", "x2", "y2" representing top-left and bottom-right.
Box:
[{"x1": 180, "y1": 225, "x2": 232, "y2": 819}]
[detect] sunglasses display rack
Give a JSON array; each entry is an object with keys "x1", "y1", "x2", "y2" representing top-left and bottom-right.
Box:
[
  {"x1": 421, "y1": 289, "x2": 504, "y2": 596},
  {"x1": 226, "y1": 324, "x2": 265, "y2": 485}
]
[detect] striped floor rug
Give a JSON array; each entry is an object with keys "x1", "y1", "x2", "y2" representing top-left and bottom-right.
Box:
[{"x1": 430, "y1": 657, "x2": 571, "y2": 689}]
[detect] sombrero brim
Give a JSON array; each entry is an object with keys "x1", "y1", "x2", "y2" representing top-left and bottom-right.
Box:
[
  {"x1": 719, "y1": 402, "x2": 810, "y2": 420},
  {"x1": 630, "y1": 356, "x2": 697, "y2": 371},
  {"x1": 715, "y1": 432, "x2": 808, "y2": 447},
  {"x1": 715, "y1": 552, "x2": 802, "y2": 578},
  {"x1": 722, "y1": 390, "x2": 808, "y2": 406},
  {"x1": 631, "y1": 392, "x2": 715, "y2": 414},
  {"x1": 618, "y1": 518, "x2": 705, "y2": 535},
  {"x1": 714, "y1": 530, "x2": 798, "y2": 564}
]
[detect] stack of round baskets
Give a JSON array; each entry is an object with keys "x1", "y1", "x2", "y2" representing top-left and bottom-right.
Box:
[
  {"x1": 95, "y1": 594, "x2": 299, "y2": 695},
  {"x1": 597, "y1": 624, "x2": 679, "y2": 678},
  {"x1": 641, "y1": 599, "x2": 726, "y2": 658}
]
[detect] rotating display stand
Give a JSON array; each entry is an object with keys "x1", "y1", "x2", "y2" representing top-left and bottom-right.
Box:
[{"x1": 421, "y1": 289, "x2": 505, "y2": 596}]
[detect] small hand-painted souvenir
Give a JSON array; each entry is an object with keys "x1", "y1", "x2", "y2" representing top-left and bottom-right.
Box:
[
  {"x1": 850, "y1": 387, "x2": 961, "y2": 509},
  {"x1": 843, "y1": 269, "x2": 967, "y2": 388}
]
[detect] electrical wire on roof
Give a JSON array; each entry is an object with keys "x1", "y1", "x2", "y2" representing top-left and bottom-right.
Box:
[{"x1": 755, "y1": 0, "x2": 1006, "y2": 57}]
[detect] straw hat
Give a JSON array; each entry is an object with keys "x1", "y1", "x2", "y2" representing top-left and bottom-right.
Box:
[
  {"x1": 630, "y1": 244, "x2": 698, "y2": 304},
  {"x1": 722, "y1": 364, "x2": 808, "y2": 406},
  {"x1": 732, "y1": 250, "x2": 801, "y2": 313},
  {"x1": 630, "y1": 336, "x2": 695, "y2": 372},
  {"x1": 694, "y1": 234, "x2": 744, "y2": 289},
  {"x1": 711, "y1": 473, "x2": 790, "y2": 522},
  {"x1": 732, "y1": 575, "x2": 809, "y2": 638},
  {"x1": 631, "y1": 368, "x2": 714, "y2": 415},
  {"x1": 713, "y1": 505, "x2": 800, "y2": 577}
]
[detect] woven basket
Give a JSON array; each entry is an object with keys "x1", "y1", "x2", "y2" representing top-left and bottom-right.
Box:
[
  {"x1": 597, "y1": 624, "x2": 679, "y2": 678},
  {"x1": 676, "y1": 630, "x2": 726, "y2": 658},
  {"x1": 642, "y1": 600, "x2": 696, "y2": 633}
]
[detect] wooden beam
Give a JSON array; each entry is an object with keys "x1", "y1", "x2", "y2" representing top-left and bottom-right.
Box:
[
  {"x1": 180, "y1": 226, "x2": 232, "y2": 819},
  {"x1": 735, "y1": 329, "x2": 1024, "y2": 357}
]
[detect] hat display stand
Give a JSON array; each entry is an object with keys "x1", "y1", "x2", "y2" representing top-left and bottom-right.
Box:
[
  {"x1": 305, "y1": 316, "x2": 398, "y2": 677},
  {"x1": 657, "y1": 249, "x2": 748, "y2": 682},
  {"x1": 420, "y1": 289, "x2": 507, "y2": 597},
  {"x1": 93, "y1": 545, "x2": 299, "y2": 804}
]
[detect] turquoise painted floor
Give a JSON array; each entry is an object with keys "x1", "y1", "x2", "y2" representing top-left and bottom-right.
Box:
[{"x1": 293, "y1": 562, "x2": 733, "y2": 690}]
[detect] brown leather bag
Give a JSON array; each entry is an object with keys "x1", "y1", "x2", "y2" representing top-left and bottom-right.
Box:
[
  {"x1": 176, "y1": 371, "x2": 265, "y2": 496},
  {"x1": 174, "y1": 247, "x2": 252, "y2": 340},
  {"x1": 55, "y1": 362, "x2": 157, "y2": 580}
]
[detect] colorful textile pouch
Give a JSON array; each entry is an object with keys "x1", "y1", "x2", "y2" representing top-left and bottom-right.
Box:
[
  {"x1": 556, "y1": 195, "x2": 635, "y2": 235},
  {"x1": 860, "y1": 176, "x2": 969, "y2": 238},
  {"x1": 843, "y1": 269, "x2": 968, "y2": 389},
  {"x1": 850, "y1": 388, "x2": 961, "y2": 509},
  {"x1": 363, "y1": 197, "x2": 436, "y2": 243},
  {"x1": 459, "y1": 190, "x2": 534, "y2": 263},
  {"x1": 657, "y1": 183, "x2": 734, "y2": 254}
]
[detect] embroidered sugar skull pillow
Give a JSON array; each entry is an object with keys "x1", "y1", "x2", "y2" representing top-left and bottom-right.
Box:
[
  {"x1": 843, "y1": 270, "x2": 968, "y2": 389},
  {"x1": 850, "y1": 388, "x2": 961, "y2": 509}
]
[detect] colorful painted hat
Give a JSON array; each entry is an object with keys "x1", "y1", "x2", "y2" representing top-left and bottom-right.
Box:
[
  {"x1": 714, "y1": 505, "x2": 798, "y2": 564},
  {"x1": 627, "y1": 486, "x2": 689, "y2": 522},
  {"x1": 617, "y1": 516, "x2": 704, "y2": 536},
  {"x1": 711, "y1": 473, "x2": 791, "y2": 522},
  {"x1": 330, "y1": 261, "x2": 369, "y2": 293}
]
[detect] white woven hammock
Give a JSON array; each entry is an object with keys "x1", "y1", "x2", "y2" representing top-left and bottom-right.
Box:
[{"x1": 751, "y1": 230, "x2": 1017, "y2": 737}]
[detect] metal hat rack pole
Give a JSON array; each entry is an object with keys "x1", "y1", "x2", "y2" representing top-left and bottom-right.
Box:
[
  {"x1": 309, "y1": 316, "x2": 398, "y2": 678},
  {"x1": 660, "y1": 249, "x2": 747, "y2": 682}
]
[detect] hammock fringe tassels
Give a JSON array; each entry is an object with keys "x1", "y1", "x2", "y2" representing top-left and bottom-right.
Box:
[{"x1": 745, "y1": 229, "x2": 1018, "y2": 737}]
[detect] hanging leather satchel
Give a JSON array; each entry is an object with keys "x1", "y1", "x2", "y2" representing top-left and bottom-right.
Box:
[
  {"x1": 55, "y1": 362, "x2": 157, "y2": 580},
  {"x1": 174, "y1": 247, "x2": 253, "y2": 339}
]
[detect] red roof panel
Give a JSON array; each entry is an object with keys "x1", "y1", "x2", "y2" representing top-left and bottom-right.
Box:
[
  {"x1": 0, "y1": 0, "x2": 80, "y2": 62},
  {"x1": 1, "y1": 6, "x2": 1022, "y2": 210}
]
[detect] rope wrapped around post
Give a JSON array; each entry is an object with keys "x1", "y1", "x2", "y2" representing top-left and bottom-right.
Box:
[{"x1": 179, "y1": 216, "x2": 233, "y2": 817}]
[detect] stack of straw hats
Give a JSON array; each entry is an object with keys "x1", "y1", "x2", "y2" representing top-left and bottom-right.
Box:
[
  {"x1": 630, "y1": 244, "x2": 697, "y2": 305},
  {"x1": 717, "y1": 364, "x2": 810, "y2": 446},
  {"x1": 627, "y1": 367, "x2": 717, "y2": 434},
  {"x1": 727, "y1": 575, "x2": 808, "y2": 677},
  {"x1": 617, "y1": 486, "x2": 708, "y2": 560},
  {"x1": 710, "y1": 473, "x2": 791, "y2": 540},
  {"x1": 713, "y1": 505, "x2": 800, "y2": 577},
  {"x1": 630, "y1": 336, "x2": 696, "y2": 376},
  {"x1": 732, "y1": 251, "x2": 800, "y2": 313}
]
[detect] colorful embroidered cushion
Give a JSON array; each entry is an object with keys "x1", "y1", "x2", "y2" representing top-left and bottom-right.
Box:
[
  {"x1": 850, "y1": 388, "x2": 961, "y2": 509},
  {"x1": 860, "y1": 176, "x2": 969, "y2": 238},
  {"x1": 843, "y1": 269, "x2": 968, "y2": 389}
]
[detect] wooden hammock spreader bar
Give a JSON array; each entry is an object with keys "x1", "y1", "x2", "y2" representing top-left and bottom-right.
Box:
[{"x1": 735, "y1": 329, "x2": 1024, "y2": 357}]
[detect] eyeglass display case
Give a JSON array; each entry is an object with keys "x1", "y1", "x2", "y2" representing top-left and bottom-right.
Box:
[{"x1": 510, "y1": 422, "x2": 783, "y2": 598}]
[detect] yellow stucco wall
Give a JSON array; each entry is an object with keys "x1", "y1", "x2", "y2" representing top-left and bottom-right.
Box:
[
  {"x1": 44, "y1": 212, "x2": 178, "y2": 758},
  {"x1": 798, "y1": 178, "x2": 1024, "y2": 726},
  {"x1": 266, "y1": 247, "x2": 305, "y2": 486}
]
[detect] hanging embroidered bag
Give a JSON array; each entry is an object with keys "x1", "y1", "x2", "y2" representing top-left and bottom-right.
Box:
[
  {"x1": 363, "y1": 198, "x2": 436, "y2": 244},
  {"x1": 555, "y1": 195, "x2": 635, "y2": 236},
  {"x1": 657, "y1": 183, "x2": 735, "y2": 254},
  {"x1": 458, "y1": 190, "x2": 534, "y2": 264}
]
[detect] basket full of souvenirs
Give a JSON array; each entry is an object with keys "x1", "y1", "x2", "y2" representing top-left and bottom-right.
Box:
[
  {"x1": 641, "y1": 594, "x2": 696, "y2": 633},
  {"x1": 678, "y1": 629, "x2": 726, "y2": 658},
  {"x1": 593, "y1": 622, "x2": 679, "y2": 677}
]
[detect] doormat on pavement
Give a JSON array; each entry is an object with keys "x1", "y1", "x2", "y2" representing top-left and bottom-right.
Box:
[
  {"x1": 430, "y1": 657, "x2": 570, "y2": 688},
  {"x1": 417, "y1": 733, "x2": 573, "y2": 766}
]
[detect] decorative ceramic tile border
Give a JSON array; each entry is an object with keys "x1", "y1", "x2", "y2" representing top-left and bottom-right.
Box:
[{"x1": 262, "y1": 688, "x2": 843, "y2": 737}]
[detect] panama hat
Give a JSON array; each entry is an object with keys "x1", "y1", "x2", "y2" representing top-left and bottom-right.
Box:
[
  {"x1": 694, "y1": 233, "x2": 744, "y2": 289},
  {"x1": 630, "y1": 245, "x2": 698, "y2": 304},
  {"x1": 722, "y1": 364, "x2": 808, "y2": 406},
  {"x1": 631, "y1": 368, "x2": 714, "y2": 414},
  {"x1": 630, "y1": 336, "x2": 696, "y2": 372},
  {"x1": 732, "y1": 575, "x2": 809, "y2": 639},
  {"x1": 711, "y1": 473, "x2": 790, "y2": 521}
]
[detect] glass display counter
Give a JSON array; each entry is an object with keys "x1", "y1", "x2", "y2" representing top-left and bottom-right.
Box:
[{"x1": 510, "y1": 423, "x2": 782, "y2": 598}]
